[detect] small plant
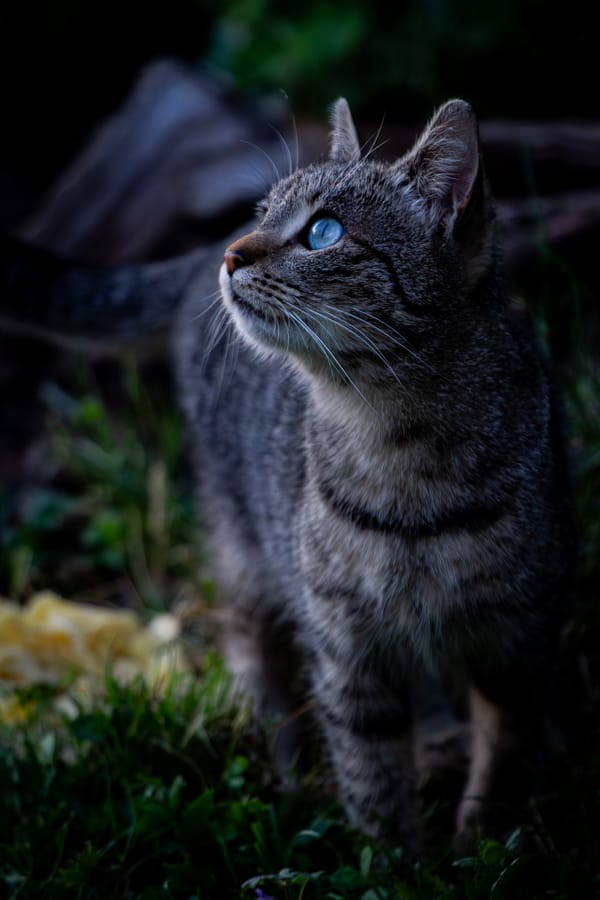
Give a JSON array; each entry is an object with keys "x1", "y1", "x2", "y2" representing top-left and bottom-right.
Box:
[{"x1": 0, "y1": 360, "x2": 203, "y2": 609}]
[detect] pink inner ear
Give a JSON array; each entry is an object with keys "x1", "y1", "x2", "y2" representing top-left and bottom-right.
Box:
[
  {"x1": 434, "y1": 135, "x2": 479, "y2": 217},
  {"x1": 453, "y1": 165, "x2": 477, "y2": 216},
  {"x1": 456, "y1": 191, "x2": 472, "y2": 215}
]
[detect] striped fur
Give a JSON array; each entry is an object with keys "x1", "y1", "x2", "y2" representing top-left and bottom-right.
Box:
[{"x1": 175, "y1": 98, "x2": 576, "y2": 846}]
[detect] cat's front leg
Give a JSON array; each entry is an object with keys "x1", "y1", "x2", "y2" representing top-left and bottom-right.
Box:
[
  {"x1": 310, "y1": 647, "x2": 416, "y2": 846},
  {"x1": 456, "y1": 655, "x2": 551, "y2": 849},
  {"x1": 224, "y1": 598, "x2": 307, "y2": 778}
]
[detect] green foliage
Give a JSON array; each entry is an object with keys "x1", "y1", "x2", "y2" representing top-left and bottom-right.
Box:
[
  {"x1": 0, "y1": 664, "x2": 277, "y2": 898},
  {"x1": 2, "y1": 668, "x2": 600, "y2": 898},
  {"x1": 0, "y1": 362, "x2": 202, "y2": 607},
  {"x1": 0, "y1": 667, "x2": 369, "y2": 898},
  {"x1": 207, "y1": 0, "x2": 595, "y2": 118}
]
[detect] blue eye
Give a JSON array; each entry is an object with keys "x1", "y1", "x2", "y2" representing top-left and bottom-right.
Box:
[{"x1": 306, "y1": 216, "x2": 345, "y2": 250}]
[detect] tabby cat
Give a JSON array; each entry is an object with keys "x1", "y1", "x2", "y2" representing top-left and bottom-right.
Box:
[
  {"x1": 0, "y1": 98, "x2": 576, "y2": 848},
  {"x1": 175, "y1": 97, "x2": 576, "y2": 846}
]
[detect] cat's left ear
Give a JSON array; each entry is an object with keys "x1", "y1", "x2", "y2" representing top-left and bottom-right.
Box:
[
  {"x1": 329, "y1": 98, "x2": 361, "y2": 163},
  {"x1": 397, "y1": 99, "x2": 482, "y2": 232}
]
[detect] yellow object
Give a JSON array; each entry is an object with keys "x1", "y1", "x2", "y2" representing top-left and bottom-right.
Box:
[{"x1": 0, "y1": 592, "x2": 187, "y2": 695}]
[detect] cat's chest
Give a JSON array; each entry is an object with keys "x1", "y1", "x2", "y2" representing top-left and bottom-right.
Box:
[
  {"x1": 298, "y1": 439, "x2": 463, "y2": 583},
  {"x1": 296, "y1": 501, "x2": 463, "y2": 667},
  {"x1": 297, "y1": 482, "x2": 460, "y2": 597},
  {"x1": 300, "y1": 421, "x2": 466, "y2": 556},
  {"x1": 294, "y1": 424, "x2": 503, "y2": 654}
]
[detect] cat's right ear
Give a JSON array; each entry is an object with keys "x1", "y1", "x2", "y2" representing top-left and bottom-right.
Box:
[
  {"x1": 397, "y1": 99, "x2": 482, "y2": 233},
  {"x1": 329, "y1": 98, "x2": 361, "y2": 164},
  {"x1": 398, "y1": 99, "x2": 496, "y2": 285}
]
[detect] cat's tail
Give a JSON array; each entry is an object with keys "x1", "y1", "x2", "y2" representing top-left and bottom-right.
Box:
[{"x1": 0, "y1": 233, "x2": 218, "y2": 352}]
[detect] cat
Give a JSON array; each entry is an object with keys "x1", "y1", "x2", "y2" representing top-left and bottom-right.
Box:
[
  {"x1": 0, "y1": 97, "x2": 577, "y2": 849},
  {"x1": 174, "y1": 97, "x2": 576, "y2": 848}
]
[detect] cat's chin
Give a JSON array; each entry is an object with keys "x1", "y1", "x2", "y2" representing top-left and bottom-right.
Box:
[
  {"x1": 222, "y1": 298, "x2": 330, "y2": 373},
  {"x1": 219, "y1": 265, "x2": 297, "y2": 358},
  {"x1": 220, "y1": 288, "x2": 286, "y2": 359},
  {"x1": 225, "y1": 292, "x2": 278, "y2": 346}
]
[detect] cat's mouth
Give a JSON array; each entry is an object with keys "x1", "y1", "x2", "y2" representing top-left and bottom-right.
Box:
[{"x1": 231, "y1": 289, "x2": 269, "y2": 321}]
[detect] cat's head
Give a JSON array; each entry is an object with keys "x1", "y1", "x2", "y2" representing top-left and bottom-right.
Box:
[{"x1": 219, "y1": 97, "x2": 497, "y2": 385}]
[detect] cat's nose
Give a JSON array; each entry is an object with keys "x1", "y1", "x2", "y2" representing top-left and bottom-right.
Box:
[
  {"x1": 224, "y1": 249, "x2": 246, "y2": 275},
  {"x1": 224, "y1": 230, "x2": 273, "y2": 274}
]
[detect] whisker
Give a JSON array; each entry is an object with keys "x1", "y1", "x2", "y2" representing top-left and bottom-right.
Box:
[
  {"x1": 364, "y1": 135, "x2": 391, "y2": 159},
  {"x1": 269, "y1": 123, "x2": 295, "y2": 177},
  {"x1": 189, "y1": 289, "x2": 225, "y2": 323},
  {"x1": 235, "y1": 167, "x2": 275, "y2": 197},
  {"x1": 290, "y1": 108, "x2": 300, "y2": 172},
  {"x1": 285, "y1": 305, "x2": 373, "y2": 409},
  {"x1": 213, "y1": 311, "x2": 241, "y2": 401},
  {"x1": 240, "y1": 139, "x2": 282, "y2": 184},
  {"x1": 287, "y1": 307, "x2": 311, "y2": 357},
  {"x1": 319, "y1": 154, "x2": 366, "y2": 207},
  {"x1": 345, "y1": 306, "x2": 435, "y2": 374},
  {"x1": 286, "y1": 308, "x2": 344, "y2": 387},
  {"x1": 361, "y1": 111, "x2": 388, "y2": 161},
  {"x1": 308, "y1": 304, "x2": 404, "y2": 386},
  {"x1": 202, "y1": 303, "x2": 230, "y2": 360},
  {"x1": 278, "y1": 91, "x2": 301, "y2": 171}
]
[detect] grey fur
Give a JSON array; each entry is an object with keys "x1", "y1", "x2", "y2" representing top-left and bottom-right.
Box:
[
  {"x1": 329, "y1": 97, "x2": 361, "y2": 163},
  {"x1": 176, "y1": 99, "x2": 576, "y2": 845}
]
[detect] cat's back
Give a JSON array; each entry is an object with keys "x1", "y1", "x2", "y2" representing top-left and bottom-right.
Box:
[{"x1": 504, "y1": 302, "x2": 576, "y2": 551}]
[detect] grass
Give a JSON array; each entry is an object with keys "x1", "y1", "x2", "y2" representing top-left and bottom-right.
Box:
[
  {"x1": 0, "y1": 363, "x2": 202, "y2": 609},
  {"x1": 1, "y1": 281, "x2": 599, "y2": 897},
  {"x1": 3, "y1": 669, "x2": 596, "y2": 900},
  {"x1": 2, "y1": 666, "x2": 600, "y2": 900}
]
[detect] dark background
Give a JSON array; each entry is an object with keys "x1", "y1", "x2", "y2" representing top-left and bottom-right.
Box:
[{"x1": 1, "y1": 0, "x2": 597, "y2": 228}]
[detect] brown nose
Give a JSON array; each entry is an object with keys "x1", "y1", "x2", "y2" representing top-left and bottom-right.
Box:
[{"x1": 224, "y1": 249, "x2": 246, "y2": 276}]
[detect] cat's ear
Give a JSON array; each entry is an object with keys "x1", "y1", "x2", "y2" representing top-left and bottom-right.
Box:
[
  {"x1": 399, "y1": 99, "x2": 481, "y2": 230},
  {"x1": 329, "y1": 98, "x2": 361, "y2": 164}
]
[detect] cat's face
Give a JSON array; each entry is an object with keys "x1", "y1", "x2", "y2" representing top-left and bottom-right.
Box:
[{"x1": 219, "y1": 98, "x2": 493, "y2": 384}]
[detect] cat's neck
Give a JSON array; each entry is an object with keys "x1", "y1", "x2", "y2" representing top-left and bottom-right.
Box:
[
  {"x1": 307, "y1": 375, "x2": 416, "y2": 440},
  {"x1": 304, "y1": 314, "x2": 510, "y2": 439}
]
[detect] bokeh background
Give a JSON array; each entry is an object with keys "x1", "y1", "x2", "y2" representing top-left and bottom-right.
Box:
[{"x1": 1, "y1": 0, "x2": 597, "y2": 227}]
